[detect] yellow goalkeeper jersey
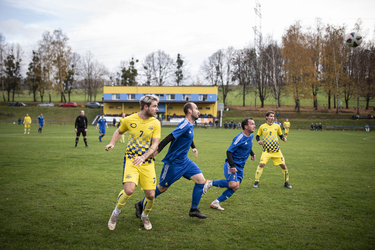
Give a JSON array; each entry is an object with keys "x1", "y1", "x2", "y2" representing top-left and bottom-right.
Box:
[
  {"x1": 257, "y1": 122, "x2": 282, "y2": 153},
  {"x1": 283, "y1": 121, "x2": 290, "y2": 129},
  {"x1": 119, "y1": 113, "x2": 161, "y2": 164},
  {"x1": 23, "y1": 116, "x2": 32, "y2": 125}
]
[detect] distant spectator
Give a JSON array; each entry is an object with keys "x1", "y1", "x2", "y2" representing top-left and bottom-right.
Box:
[
  {"x1": 365, "y1": 124, "x2": 370, "y2": 132},
  {"x1": 318, "y1": 123, "x2": 322, "y2": 131},
  {"x1": 18, "y1": 118, "x2": 22, "y2": 125},
  {"x1": 215, "y1": 119, "x2": 219, "y2": 129},
  {"x1": 209, "y1": 121, "x2": 213, "y2": 129},
  {"x1": 238, "y1": 122, "x2": 241, "y2": 129},
  {"x1": 310, "y1": 123, "x2": 314, "y2": 131},
  {"x1": 224, "y1": 122, "x2": 228, "y2": 129},
  {"x1": 233, "y1": 121, "x2": 237, "y2": 129},
  {"x1": 113, "y1": 116, "x2": 116, "y2": 127},
  {"x1": 315, "y1": 123, "x2": 319, "y2": 131},
  {"x1": 204, "y1": 122, "x2": 208, "y2": 129}
]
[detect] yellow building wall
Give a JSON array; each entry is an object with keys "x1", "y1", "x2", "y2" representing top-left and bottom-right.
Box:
[{"x1": 104, "y1": 86, "x2": 218, "y2": 94}]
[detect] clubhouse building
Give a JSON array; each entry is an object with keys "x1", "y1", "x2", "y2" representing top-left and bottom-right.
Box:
[{"x1": 102, "y1": 86, "x2": 218, "y2": 124}]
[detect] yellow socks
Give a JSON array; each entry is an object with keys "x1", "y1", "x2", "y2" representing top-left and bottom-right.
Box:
[
  {"x1": 255, "y1": 166, "x2": 264, "y2": 182},
  {"x1": 282, "y1": 168, "x2": 289, "y2": 182},
  {"x1": 143, "y1": 197, "x2": 154, "y2": 216},
  {"x1": 115, "y1": 190, "x2": 131, "y2": 210}
]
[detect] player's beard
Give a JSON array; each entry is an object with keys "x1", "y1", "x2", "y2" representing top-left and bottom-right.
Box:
[
  {"x1": 191, "y1": 113, "x2": 199, "y2": 121},
  {"x1": 145, "y1": 109, "x2": 156, "y2": 118}
]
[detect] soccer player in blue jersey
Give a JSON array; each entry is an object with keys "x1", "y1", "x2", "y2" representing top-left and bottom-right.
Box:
[
  {"x1": 253, "y1": 111, "x2": 292, "y2": 189},
  {"x1": 37, "y1": 113, "x2": 45, "y2": 134},
  {"x1": 203, "y1": 118, "x2": 256, "y2": 211},
  {"x1": 96, "y1": 113, "x2": 108, "y2": 142},
  {"x1": 135, "y1": 102, "x2": 208, "y2": 219},
  {"x1": 106, "y1": 95, "x2": 161, "y2": 231}
]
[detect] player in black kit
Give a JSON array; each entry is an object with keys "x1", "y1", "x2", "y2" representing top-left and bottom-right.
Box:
[{"x1": 75, "y1": 110, "x2": 89, "y2": 148}]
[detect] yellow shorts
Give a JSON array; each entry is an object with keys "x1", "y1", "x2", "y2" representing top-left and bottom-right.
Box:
[
  {"x1": 260, "y1": 151, "x2": 285, "y2": 166},
  {"x1": 285, "y1": 128, "x2": 289, "y2": 134},
  {"x1": 24, "y1": 124, "x2": 30, "y2": 129},
  {"x1": 122, "y1": 158, "x2": 157, "y2": 190}
]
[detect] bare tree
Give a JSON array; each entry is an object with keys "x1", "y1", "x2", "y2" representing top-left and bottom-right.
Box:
[
  {"x1": 0, "y1": 33, "x2": 6, "y2": 101},
  {"x1": 38, "y1": 31, "x2": 54, "y2": 102},
  {"x1": 201, "y1": 47, "x2": 235, "y2": 106},
  {"x1": 141, "y1": 50, "x2": 174, "y2": 86}
]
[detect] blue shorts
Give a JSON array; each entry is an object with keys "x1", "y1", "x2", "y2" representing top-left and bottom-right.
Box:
[
  {"x1": 223, "y1": 162, "x2": 243, "y2": 183},
  {"x1": 159, "y1": 159, "x2": 202, "y2": 187},
  {"x1": 99, "y1": 128, "x2": 106, "y2": 134},
  {"x1": 39, "y1": 123, "x2": 44, "y2": 128}
]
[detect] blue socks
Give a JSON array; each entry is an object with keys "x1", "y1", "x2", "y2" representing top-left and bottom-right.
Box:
[
  {"x1": 217, "y1": 188, "x2": 235, "y2": 203},
  {"x1": 191, "y1": 183, "x2": 204, "y2": 209},
  {"x1": 212, "y1": 179, "x2": 229, "y2": 188}
]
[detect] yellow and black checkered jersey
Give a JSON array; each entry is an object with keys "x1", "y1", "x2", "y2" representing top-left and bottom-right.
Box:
[
  {"x1": 257, "y1": 123, "x2": 283, "y2": 153},
  {"x1": 23, "y1": 116, "x2": 32, "y2": 125},
  {"x1": 119, "y1": 113, "x2": 161, "y2": 164},
  {"x1": 283, "y1": 121, "x2": 290, "y2": 128}
]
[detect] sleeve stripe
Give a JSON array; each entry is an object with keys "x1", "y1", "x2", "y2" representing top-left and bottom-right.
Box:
[
  {"x1": 178, "y1": 119, "x2": 189, "y2": 129},
  {"x1": 233, "y1": 133, "x2": 243, "y2": 145}
]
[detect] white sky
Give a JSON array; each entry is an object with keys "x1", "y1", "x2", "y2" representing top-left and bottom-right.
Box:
[{"x1": 1, "y1": 0, "x2": 375, "y2": 82}]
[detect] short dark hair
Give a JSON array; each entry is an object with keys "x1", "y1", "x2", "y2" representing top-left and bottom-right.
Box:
[
  {"x1": 266, "y1": 111, "x2": 274, "y2": 117},
  {"x1": 241, "y1": 118, "x2": 254, "y2": 130},
  {"x1": 101, "y1": 113, "x2": 104, "y2": 116},
  {"x1": 183, "y1": 102, "x2": 194, "y2": 115}
]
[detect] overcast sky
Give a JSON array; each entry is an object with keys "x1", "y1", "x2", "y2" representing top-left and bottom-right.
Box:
[{"x1": 1, "y1": 0, "x2": 374, "y2": 82}]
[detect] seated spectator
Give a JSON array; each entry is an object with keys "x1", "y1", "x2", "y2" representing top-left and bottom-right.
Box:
[
  {"x1": 215, "y1": 119, "x2": 219, "y2": 129},
  {"x1": 318, "y1": 123, "x2": 322, "y2": 130},
  {"x1": 238, "y1": 122, "x2": 241, "y2": 129},
  {"x1": 315, "y1": 123, "x2": 319, "y2": 131},
  {"x1": 208, "y1": 121, "x2": 213, "y2": 129},
  {"x1": 233, "y1": 121, "x2": 237, "y2": 129},
  {"x1": 228, "y1": 121, "x2": 232, "y2": 129},
  {"x1": 204, "y1": 122, "x2": 208, "y2": 129},
  {"x1": 365, "y1": 124, "x2": 370, "y2": 132},
  {"x1": 310, "y1": 123, "x2": 314, "y2": 130},
  {"x1": 224, "y1": 122, "x2": 228, "y2": 129}
]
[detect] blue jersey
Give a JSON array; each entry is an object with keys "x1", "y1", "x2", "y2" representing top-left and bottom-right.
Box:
[
  {"x1": 97, "y1": 118, "x2": 107, "y2": 130},
  {"x1": 162, "y1": 119, "x2": 194, "y2": 165},
  {"x1": 37, "y1": 116, "x2": 44, "y2": 126},
  {"x1": 226, "y1": 132, "x2": 253, "y2": 169}
]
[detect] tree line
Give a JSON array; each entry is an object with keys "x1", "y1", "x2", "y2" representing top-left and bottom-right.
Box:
[
  {"x1": 201, "y1": 19, "x2": 375, "y2": 112},
  {"x1": 1, "y1": 19, "x2": 374, "y2": 112}
]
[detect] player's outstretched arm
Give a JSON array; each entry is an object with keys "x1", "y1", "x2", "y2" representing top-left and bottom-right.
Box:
[
  {"x1": 192, "y1": 148, "x2": 198, "y2": 158},
  {"x1": 105, "y1": 128, "x2": 123, "y2": 151}
]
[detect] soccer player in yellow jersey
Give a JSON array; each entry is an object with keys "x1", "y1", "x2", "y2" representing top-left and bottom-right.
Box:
[
  {"x1": 23, "y1": 114, "x2": 32, "y2": 134},
  {"x1": 283, "y1": 118, "x2": 290, "y2": 137},
  {"x1": 118, "y1": 113, "x2": 126, "y2": 143},
  {"x1": 253, "y1": 111, "x2": 292, "y2": 189},
  {"x1": 106, "y1": 95, "x2": 161, "y2": 231}
]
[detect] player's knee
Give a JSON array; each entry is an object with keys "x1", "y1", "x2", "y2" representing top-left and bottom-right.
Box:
[
  {"x1": 228, "y1": 182, "x2": 239, "y2": 190},
  {"x1": 280, "y1": 164, "x2": 287, "y2": 170},
  {"x1": 145, "y1": 193, "x2": 155, "y2": 200},
  {"x1": 259, "y1": 163, "x2": 265, "y2": 168}
]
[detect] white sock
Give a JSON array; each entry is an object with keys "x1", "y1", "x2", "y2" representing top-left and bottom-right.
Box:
[
  {"x1": 114, "y1": 207, "x2": 121, "y2": 214},
  {"x1": 141, "y1": 212, "x2": 148, "y2": 218}
]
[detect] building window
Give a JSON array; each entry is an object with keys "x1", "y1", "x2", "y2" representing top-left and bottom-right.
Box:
[
  {"x1": 168, "y1": 107, "x2": 173, "y2": 109},
  {"x1": 109, "y1": 106, "x2": 114, "y2": 109},
  {"x1": 155, "y1": 94, "x2": 164, "y2": 98},
  {"x1": 183, "y1": 94, "x2": 191, "y2": 101},
  {"x1": 112, "y1": 94, "x2": 120, "y2": 100},
  {"x1": 129, "y1": 106, "x2": 133, "y2": 109},
  {"x1": 199, "y1": 94, "x2": 208, "y2": 101},
  {"x1": 117, "y1": 106, "x2": 121, "y2": 109},
  {"x1": 127, "y1": 94, "x2": 135, "y2": 100},
  {"x1": 205, "y1": 107, "x2": 211, "y2": 110},
  {"x1": 167, "y1": 94, "x2": 175, "y2": 100}
]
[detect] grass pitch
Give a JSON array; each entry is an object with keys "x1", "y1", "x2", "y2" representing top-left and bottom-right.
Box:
[{"x1": 0, "y1": 124, "x2": 374, "y2": 249}]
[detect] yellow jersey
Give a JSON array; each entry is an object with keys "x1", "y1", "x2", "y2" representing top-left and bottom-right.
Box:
[
  {"x1": 257, "y1": 122, "x2": 283, "y2": 153},
  {"x1": 283, "y1": 121, "x2": 290, "y2": 129},
  {"x1": 119, "y1": 113, "x2": 161, "y2": 164},
  {"x1": 23, "y1": 116, "x2": 32, "y2": 125},
  {"x1": 119, "y1": 117, "x2": 125, "y2": 126}
]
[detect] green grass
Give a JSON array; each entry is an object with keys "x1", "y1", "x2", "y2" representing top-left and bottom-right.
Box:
[{"x1": 0, "y1": 124, "x2": 374, "y2": 249}]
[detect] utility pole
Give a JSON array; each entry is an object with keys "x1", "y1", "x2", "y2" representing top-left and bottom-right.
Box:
[{"x1": 253, "y1": 0, "x2": 262, "y2": 108}]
